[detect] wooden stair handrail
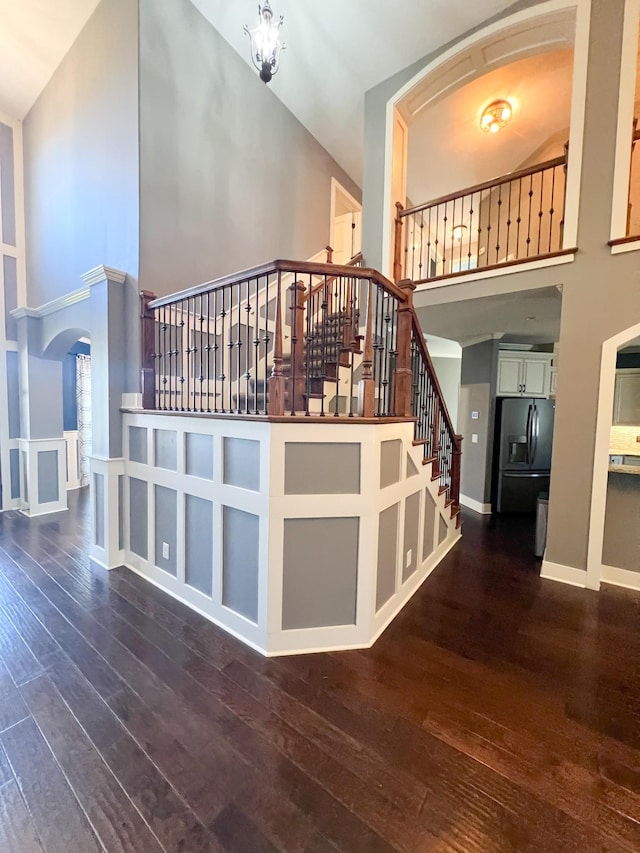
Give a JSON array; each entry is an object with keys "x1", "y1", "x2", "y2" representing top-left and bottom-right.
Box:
[
  {"x1": 301, "y1": 252, "x2": 367, "y2": 305},
  {"x1": 399, "y1": 154, "x2": 567, "y2": 219},
  {"x1": 409, "y1": 311, "x2": 456, "y2": 441},
  {"x1": 149, "y1": 258, "x2": 407, "y2": 310}
]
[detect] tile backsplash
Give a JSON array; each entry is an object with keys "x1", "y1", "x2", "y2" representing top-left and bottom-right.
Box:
[{"x1": 610, "y1": 425, "x2": 640, "y2": 456}]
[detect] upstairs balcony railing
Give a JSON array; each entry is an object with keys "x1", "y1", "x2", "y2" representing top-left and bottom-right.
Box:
[
  {"x1": 139, "y1": 253, "x2": 462, "y2": 509},
  {"x1": 394, "y1": 150, "x2": 569, "y2": 284}
]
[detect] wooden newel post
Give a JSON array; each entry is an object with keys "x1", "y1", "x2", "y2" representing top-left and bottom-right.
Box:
[
  {"x1": 392, "y1": 279, "x2": 417, "y2": 418},
  {"x1": 268, "y1": 274, "x2": 285, "y2": 416},
  {"x1": 393, "y1": 202, "x2": 404, "y2": 284},
  {"x1": 358, "y1": 280, "x2": 375, "y2": 417},
  {"x1": 289, "y1": 280, "x2": 306, "y2": 412},
  {"x1": 325, "y1": 245, "x2": 334, "y2": 264},
  {"x1": 451, "y1": 435, "x2": 463, "y2": 506},
  {"x1": 140, "y1": 290, "x2": 157, "y2": 410}
]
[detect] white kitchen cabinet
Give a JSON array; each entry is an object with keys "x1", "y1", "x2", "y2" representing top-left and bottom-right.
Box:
[
  {"x1": 497, "y1": 353, "x2": 552, "y2": 398},
  {"x1": 549, "y1": 368, "x2": 558, "y2": 397},
  {"x1": 613, "y1": 369, "x2": 640, "y2": 425}
]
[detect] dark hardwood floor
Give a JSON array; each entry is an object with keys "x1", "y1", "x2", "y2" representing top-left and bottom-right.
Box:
[{"x1": 0, "y1": 490, "x2": 638, "y2": 852}]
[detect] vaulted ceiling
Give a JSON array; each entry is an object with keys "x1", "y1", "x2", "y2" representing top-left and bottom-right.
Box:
[{"x1": 3, "y1": 0, "x2": 521, "y2": 183}]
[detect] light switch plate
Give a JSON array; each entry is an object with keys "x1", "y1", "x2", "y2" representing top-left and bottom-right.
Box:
[
  {"x1": 406, "y1": 549, "x2": 412, "y2": 568},
  {"x1": 471, "y1": 434, "x2": 479, "y2": 444},
  {"x1": 162, "y1": 542, "x2": 170, "y2": 560},
  {"x1": 471, "y1": 411, "x2": 479, "y2": 420}
]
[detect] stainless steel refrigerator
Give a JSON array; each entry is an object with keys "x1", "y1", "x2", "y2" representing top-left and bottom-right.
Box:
[{"x1": 495, "y1": 398, "x2": 555, "y2": 513}]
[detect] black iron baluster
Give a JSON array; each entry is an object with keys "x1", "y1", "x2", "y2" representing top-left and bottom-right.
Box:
[
  {"x1": 516, "y1": 177, "x2": 523, "y2": 260},
  {"x1": 496, "y1": 183, "x2": 503, "y2": 265},
  {"x1": 220, "y1": 287, "x2": 226, "y2": 412},
  {"x1": 537, "y1": 169, "x2": 545, "y2": 256},
  {"x1": 548, "y1": 166, "x2": 557, "y2": 253},
  {"x1": 526, "y1": 172, "x2": 534, "y2": 257},
  {"x1": 505, "y1": 180, "x2": 513, "y2": 263}
]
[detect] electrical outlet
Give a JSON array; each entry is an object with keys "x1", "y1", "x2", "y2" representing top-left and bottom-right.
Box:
[
  {"x1": 471, "y1": 433, "x2": 479, "y2": 444},
  {"x1": 406, "y1": 549, "x2": 412, "y2": 568},
  {"x1": 471, "y1": 411, "x2": 479, "y2": 420},
  {"x1": 162, "y1": 542, "x2": 170, "y2": 560}
]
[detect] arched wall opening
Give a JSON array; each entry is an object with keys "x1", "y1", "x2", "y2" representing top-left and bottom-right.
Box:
[
  {"x1": 588, "y1": 320, "x2": 640, "y2": 592},
  {"x1": 379, "y1": 0, "x2": 588, "y2": 280}
]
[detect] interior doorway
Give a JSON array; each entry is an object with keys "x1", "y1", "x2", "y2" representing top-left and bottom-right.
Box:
[
  {"x1": 63, "y1": 338, "x2": 92, "y2": 491},
  {"x1": 330, "y1": 179, "x2": 362, "y2": 265}
]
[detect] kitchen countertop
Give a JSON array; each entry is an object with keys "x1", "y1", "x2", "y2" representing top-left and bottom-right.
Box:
[{"x1": 609, "y1": 464, "x2": 640, "y2": 476}]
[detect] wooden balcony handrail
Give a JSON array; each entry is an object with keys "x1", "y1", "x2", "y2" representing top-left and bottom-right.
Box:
[
  {"x1": 149, "y1": 258, "x2": 406, "y2": 310},
  {"x1": 399, "y1": 154, "x2": 567, "y2": 219}
]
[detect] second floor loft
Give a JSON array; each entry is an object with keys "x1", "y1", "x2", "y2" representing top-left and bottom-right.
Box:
[{"x1": 393, "y1": 122, "x2": 640, "y2": 285}]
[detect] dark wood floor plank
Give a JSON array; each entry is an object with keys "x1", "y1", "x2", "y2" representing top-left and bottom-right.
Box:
[
  {"x1": 101, "y1": 735, "x2": 222, "y2": 853},
  {"x1": 0, "y1": 658, "x2": 29, "y2": 733},
  {"x1": 20, "y1": 674, "x2": 165, "y2": 853},
  {"x1": 0, "y1": 602, "x2": 44, "y2": 685},
  {"x1": 0, "y1": 573, "x2": 62, "y2": 668},
  {"x1": 0, "y1": 717, "x2": 102, "y2": 853},
  {"x1": 0, "y1": 545, "x2": 122, "y2": 699},
  {"x1": 0, "y1": 780, "x2": 44, "y2": 853},
  {"x1": 0, "y1": 741, "x2": 13, "y2": 787}
]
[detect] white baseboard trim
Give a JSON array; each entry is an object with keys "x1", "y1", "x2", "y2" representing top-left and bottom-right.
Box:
[
  {"x1": 460, "y1": 494, "x2": 492, "y2": 514},
  {"x1": 601, "y1": 564, "x2": 640, "y2": 592},
  {"x1": 540, "y1": 560, "x2": 587, "y2": 588}
]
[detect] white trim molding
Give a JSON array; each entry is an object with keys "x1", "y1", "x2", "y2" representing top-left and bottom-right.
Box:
[
  {"x1": 459, "y1": 494, "x2": 492, "y2": 514},
  {"x1": 81, "y1": 265, "x2": 127, "y2": 286},
  {"x1": 11, "y1": 285, "x2": 90, "y2": 320},
  {"x1": 601, "y1": 564, "x2": 640, "y2": 592},
  {"x1": 415, "y1": 252, "x2": 576, "y2": 293},
  {"x1": 541, "y1": 559, "x2": 587, "y2": 587},
  {"x1": 610, "y1": 0, "x2": 640, "y2": 241},
  {"x1": 610, "y1": 239, "x2": 640, "y2": 255}
]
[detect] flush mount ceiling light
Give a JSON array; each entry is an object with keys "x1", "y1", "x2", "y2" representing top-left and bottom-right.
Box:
[
  {"x1": 480, "y1": 100, "x2": 512, "y2": 134},
  {"x1": 244, "y1": 1, "x2": 285, "y2": 84},
  {"x1": 452, "y1": 224, "x2": 467, "y2": 242}
]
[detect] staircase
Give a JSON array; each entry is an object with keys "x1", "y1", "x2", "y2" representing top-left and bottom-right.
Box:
[{"x1": 141, "y1": 255, "x2": 463, "y2": 521}]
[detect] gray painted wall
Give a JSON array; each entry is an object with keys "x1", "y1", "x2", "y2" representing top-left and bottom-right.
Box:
[
  {"x1": 22, "y1": 0, "x2": 140, "y2": 394},
  {"x1": 129, "y1": 477, "x2": 148, "y2": 559},
  {"x1": 602, "y1": 474, "x2": 640, "y2": 573},
  {"x1": 154, "y1": 429, "x2": 177, "y2": 471},
  {"x1": 186, "y1": 433, "x2": 213, "y2": 480},
  {"x1": 459, "y1": 340, "x2": 499, "y2": 505},
  {"x1": 284, "y1": 443, "x2": 360, "y2": 495},
  {"x1": 138, "y1": 0, "x2": 361, "y2": 297},
  {"x1": 94, "y1": 473, "x2": 105, "y2": 548},
  {"x1": 37, "y1": 450, "x2": 59, "y2": 505},
  {"x1": 222, "y1": 506, "x2": 259, "y2": 622},
  {"x1": 282, "y1": 517, "x2": 359, "y2": 629},
  {"x1": 155, "y1": 485, "x2": 177, "y2": 576},
  {"x1": 377, "y1": 503, "x2": 399, "y2": 610},
  {"x1": 402, "y1": 491, "x2": 421, "y2": 581},
  {"x1": 380, "y1": 440, "x2": 402, "y2": 489},
  {"x1": 423, "y1": 489, "x2": 436, "y2": 561},
  {"x1": 223, "y1": 438, "x2": 260, "y2": 493},
  {"x1": 185, "y1": 494, "x2": 214, "y2": 596},
  {"x1": 431, "y1": 356, "x2": 462, "y2": 432},
  {"x1": 23, "y1": 0, "x2": 139, "y2": 308}
]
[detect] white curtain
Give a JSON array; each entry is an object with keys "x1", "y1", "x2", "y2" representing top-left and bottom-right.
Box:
[{"x1": 76, "y1": 354, "x2": 92, "y2": 487}]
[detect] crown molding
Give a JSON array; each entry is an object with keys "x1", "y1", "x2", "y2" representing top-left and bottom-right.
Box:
[
  {"x1": 81, "y1": 265, "x2": 127, "y2": 286},
  {"x1": 11, "y1": 286, "x2": 91, "y2": 320}
]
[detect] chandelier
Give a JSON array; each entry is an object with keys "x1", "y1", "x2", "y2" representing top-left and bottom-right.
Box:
[{"x1": 244, "y1": 2, "x2": 285, "y2": 84}]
